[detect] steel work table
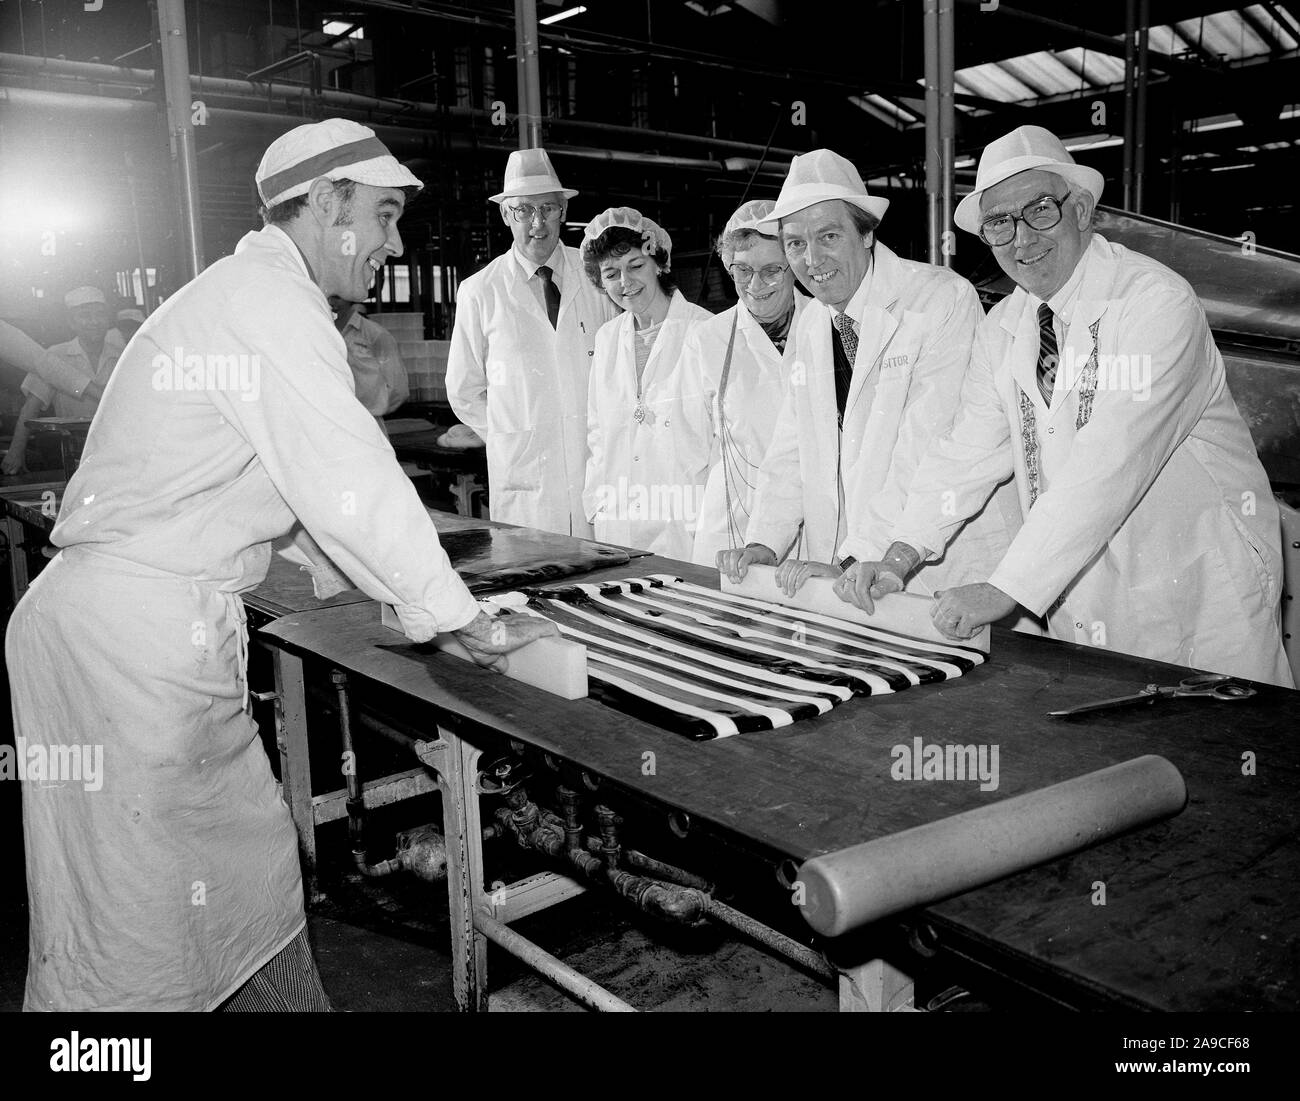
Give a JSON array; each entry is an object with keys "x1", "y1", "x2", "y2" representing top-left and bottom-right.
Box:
[{"x1": 254, "y1": 554, "x2": 1300, "y2": 1014}]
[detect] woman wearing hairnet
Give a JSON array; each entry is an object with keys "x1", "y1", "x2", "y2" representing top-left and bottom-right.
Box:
[
  {"x1": 684, "y1": 200, "x2": 807, "y2": 565},
  {"x1": 581, "y1": 208, "x2": 712, "y2": 559}
]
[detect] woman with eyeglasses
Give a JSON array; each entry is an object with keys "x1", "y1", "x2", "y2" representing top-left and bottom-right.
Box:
[
  {"x1": 580, "y1": 207, "x2": 712, "y2": 559},
  {"x1": 682, "y1": 200, "x2": 807, "y2": 565}
]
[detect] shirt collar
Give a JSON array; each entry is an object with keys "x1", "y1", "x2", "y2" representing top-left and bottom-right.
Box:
[
  {"x1": 513, "y1": 243, "x2": 563, "y2": 282},
  {"x1": 1032, "y1": 235, "x2": 1093, "y2": 325},
  {"x1": 833, "y1": 254, "x2": 875, "y2": 329}
]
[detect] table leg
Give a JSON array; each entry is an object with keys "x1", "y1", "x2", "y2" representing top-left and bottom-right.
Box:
[
  {"x1": 438, "y1": 725, "x2": 489, "y2": 1011},
  {"x1": 272, "y1": 649, "x2": 320, "y2": 902}
]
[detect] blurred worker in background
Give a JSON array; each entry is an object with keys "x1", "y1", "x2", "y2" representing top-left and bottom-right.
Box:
[
  {"x1": 839, "y1": 126, "x2": 1291, "y2": 687},
  {"x1": 2, "y1": 286, "x2": 124, "y2": 475},
  {"x1": 686, "y1": 199, "x2": 807, "y2": 565},
  {"x1": 582, "y1": 206, "x2": 713, "y2": 560},
  {"x1": 447, "y1": 148, "x2": 618, "y2": 534},
  {"x1": 116, "y1": 307, "x2": 146, "y2": 342},
  {"x1": 6, "y1": 118, "x2": 556, "y2": 1013},
  {"x1": 329, "y1": 295, "x2": 409, "y2": 432},
  {"x1": 718, "y1": 149, "x2": 1020, "y2": 598}
]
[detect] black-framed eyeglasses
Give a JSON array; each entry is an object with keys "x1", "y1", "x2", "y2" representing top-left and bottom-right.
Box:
[
  {"x1": 729, "y1": 262, "x2": 788, "y2": 286},
  {"x1": 507, "y1": 202, "x2": 564, "y2": 224},
  {"x1": 979, "y1": 192, "x2": 1071, "y2": 247}
]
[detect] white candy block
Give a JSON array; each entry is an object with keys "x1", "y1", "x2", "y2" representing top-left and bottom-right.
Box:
[
  {"x1": 720, "y1": 565, "x2": 991, "y2": 655},
  {"x1": 381, "y1": 603, "x2": 589, "y2": 699}
]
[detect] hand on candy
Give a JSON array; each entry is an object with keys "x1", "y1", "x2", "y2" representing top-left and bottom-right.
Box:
[
  {"x1": 774, "y1": 557, "x2": 841, "y2": 597},
  {"x1": 716, "y1": 542, "x2": 776, "y2": 584},
  {"x1": 930, "y1": 583, "x2": 1016, "y2": 640},
  {"x1": 453, "y1": 611, "x2": 559, "y2": 673}
]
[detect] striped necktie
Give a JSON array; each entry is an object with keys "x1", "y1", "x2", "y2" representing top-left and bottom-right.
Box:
[
  {"x1": 834, "y1": 310, "x2": 858, "y2": 365},
  {"x1": 537, "y1": 265, "x2": 561, "y2": 329},
  {"x1": 1036, "y1": 302, "x2": 1058, "y2": 406}
]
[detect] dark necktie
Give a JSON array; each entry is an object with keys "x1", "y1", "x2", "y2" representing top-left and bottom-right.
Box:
[
  {"x1": 537, "y1": 264, "x2": 561, "y2": 329},
  {"x1": 1036, "y1": 302, "x2": 1058, "y2": 406}
]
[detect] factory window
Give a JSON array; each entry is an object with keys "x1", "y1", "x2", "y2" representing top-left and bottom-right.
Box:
[
  {"x1": 323, "y1": 20, "x2": 364, "y2": 40},
  {"x1": 382, "y1": 263, "x2": 411, "y2": 306}
]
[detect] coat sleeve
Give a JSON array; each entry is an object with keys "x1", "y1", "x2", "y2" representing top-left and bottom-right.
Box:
[
  {"x1": 212, "y1": 278, "x2": 480, "y2": 641},
  {"x1": 840, "y1": 276, "x2": 982, "y2": 561},
  {"x1": 0, "y1": 321, "x2": 90, "y2": 400},
  {"x1": 743, "y1": 377, "x2": 804, "y2": 557},
  {"x1": 445, "y1": 277, "x2": 489, "y2": 437},
  {"x1": 987, "y1": 282, "x2": 1219, "y2": 615},
  {"x1": 583, "y1": 322, "x2": 617, "y2": 523},
  {"x1": 888, "y1": 313, "x2": 1017, "y2": 561}
]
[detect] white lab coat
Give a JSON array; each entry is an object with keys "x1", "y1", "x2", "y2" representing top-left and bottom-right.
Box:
[
  {"x1": 447, "y1": 244, "x2": 619, "y2": 536},
  {"x1": 0, "y1": 319, "x2": 105, "y2": 401},
  {"x1": 686, "y1": 295, "x2": 807, "y2": 565},
  {"x1": 583, "y1": 290, "x2": 714, "y2": 560},
  {"x1": 893, "y1": 234, "x2": 1292, "y2": 686},
  {"x1": 746, "y1": 241, "x2": 1022, "y2": 592},
  {"x1": 22, "y1": 332, "x2": 125, "y2": 417},
  {"x1": 7, "y1": 224, "x2": 481, "y2": 1011}
]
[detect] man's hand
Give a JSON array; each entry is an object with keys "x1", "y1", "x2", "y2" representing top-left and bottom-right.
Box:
[
  {"x1": 1, "y1": 448, "x2": 28, "y2": 476},
  {"x1": 774, "y1": 558, "x2": 841, "y2": 597},
  {"x1": 930, "y1": 583, "x2": 1016, "y2": 640},
  {"x1": 452, "y1": 611, "x2": 559, "y2": 672},
  {"x1": 833, "y1": 560, "x2": 905, "y2": 614},
  {"x1": 716, "y1": 542, "x2": 776, "y2": 584}
]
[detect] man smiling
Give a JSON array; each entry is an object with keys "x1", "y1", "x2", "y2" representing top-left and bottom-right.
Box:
[
  {"x1": 7, "y1": 119, "x2": 556, "y2": 1012},
  {"x1": 448, "y1": 148, "x2": 618, "y2": 535},
  {"x1": 718, "y1": 148, "x2": 1020, "y2": 599},
  {"x1": 838, "y1": 126, "x2": 1290, "y2": 687}
]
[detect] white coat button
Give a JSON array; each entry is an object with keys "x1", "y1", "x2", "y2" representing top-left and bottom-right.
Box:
[
  {"x1": 1048, "y1": 427, "x2": 1055, "y2": 434},
  {"x1": 1075, "y1": 621, "x2": 1084, "y2": 629},
  {"x1": 633, "y1": 456, "x2": 639, "y2": 462}
]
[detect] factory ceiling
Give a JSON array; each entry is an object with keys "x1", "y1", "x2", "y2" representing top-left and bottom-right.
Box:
[{"x1": 0, "y1": 0, "x2": 1296, "y2": 303}]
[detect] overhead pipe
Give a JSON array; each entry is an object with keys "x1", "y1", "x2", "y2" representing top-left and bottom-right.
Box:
[
  {"x1": 0, "y1": 51, "x2": 804, "y2": 161},
  {"x1": 156, "y1": 0, "x2": 204, "y2": 277},
  {"x1": 923, "y1": 0, "x2": 941, "y2": 264}
]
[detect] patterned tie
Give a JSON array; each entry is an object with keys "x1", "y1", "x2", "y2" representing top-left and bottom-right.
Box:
[
  {"x1": 1036, "y1": 302, "x2": 1058, "y2": 406},
  {"x1": 537, "y1": 265, "x2": 561, "y2": 329},
  {"x1": 834, "y1": 311, "x2": 858, "y2": 366}
]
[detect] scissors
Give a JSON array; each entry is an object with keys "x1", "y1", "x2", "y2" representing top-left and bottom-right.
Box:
[{"x1": 1048, "y1": 673, "x2": 1256, "y2": 719}]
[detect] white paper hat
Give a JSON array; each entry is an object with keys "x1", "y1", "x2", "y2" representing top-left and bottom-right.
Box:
[
  {"x1": 955, "y1": 125, "x2": 1104, "y2": 234},
  {"x1": 756, "y1": 149, "x2": 889, "y2": 233},
  {"x1": 256, "y1": 118, "x2": 423, "y2": 208},
  {"x1": 489, "y1": 148, "x2": 578, "y2": 203},
  {"x1": 581, "y1": 207, "x2": 672, "y2": 261},
  {"x1": 64, "y1": 286, "x2": 106, "y2": 309},
  {"x1": 724, "y1": 199, "x2": 777, "y2": 236}
]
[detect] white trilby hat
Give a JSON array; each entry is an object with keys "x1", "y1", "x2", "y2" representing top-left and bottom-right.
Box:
[
  {"x1": 489, "y1": 147, "x2": 578, "y2": 204},
  {"x1": 723, "y1": 199, "x2": 777, "y2": 236},
  {"x1": 256, "y1": 118, "x2": 423, "y2": 208},
  {"x1": 955, "y1": 125, "x2": 1105, "y2": 234},
  {"x1": 755, "y1": 149, "x2": 889, "y2": 233},
  {"x1": 64, "y1": 286, "x2": 106, "y2": 309}
]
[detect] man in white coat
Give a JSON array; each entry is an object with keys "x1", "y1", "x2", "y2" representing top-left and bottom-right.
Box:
[
  {"x1": 719, "y1": 149, "x2": 1021, "y2": 597},
  {"x1": 447, "y1": 148, "x2": 619, "y2": 536},
  {"x1": 6, "y1": 118, "x2": 555, "y2": 1012},
  {"x1": 839, "y1": 125, "x2": 1292, "y2": 688}
]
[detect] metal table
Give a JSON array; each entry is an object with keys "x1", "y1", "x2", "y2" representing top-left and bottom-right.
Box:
[{"x1": 254, "y1": 553, "x2": 1300, "y2": 1013}]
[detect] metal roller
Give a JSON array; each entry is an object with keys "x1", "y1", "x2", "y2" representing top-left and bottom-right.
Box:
[{"x1": 796, "y1": 755, "x2": 1187, "y2": 937}]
